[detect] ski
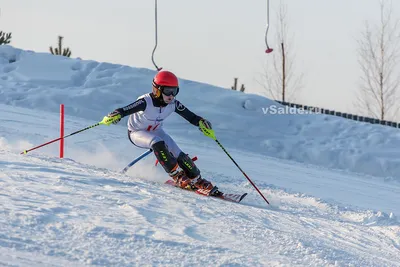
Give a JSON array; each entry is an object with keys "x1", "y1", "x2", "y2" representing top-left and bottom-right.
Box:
[{"x1": 165, "y1": 180, "x2": 247, "y2": 203}]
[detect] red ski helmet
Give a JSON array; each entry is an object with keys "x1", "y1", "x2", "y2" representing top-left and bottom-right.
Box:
[{"x1": 152, "y1": 71, "x2": 180, "y2": 98}]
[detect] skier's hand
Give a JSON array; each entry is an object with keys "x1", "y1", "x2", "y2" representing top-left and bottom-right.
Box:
[
  {"x1": 108, "y1": 109, "x2": 123, "y2": 124},
  {"x1": 199, "y1": 118, "x2": 216, "y2": 140},
  {"x1": 199, "y1": 118, "x2": 212, "y2": 130},
  {"x1": 102, "y1": 109, "x2": 122, "y2": 126}
]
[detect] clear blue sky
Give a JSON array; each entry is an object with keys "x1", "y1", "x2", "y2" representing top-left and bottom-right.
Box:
[{"x1": 2, "y1": 0, "x2": 400, "y2": 115}]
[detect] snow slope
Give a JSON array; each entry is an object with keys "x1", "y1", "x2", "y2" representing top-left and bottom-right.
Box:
[
  {"x1": 0, "y1": 45, "x2": 400, "y2": 266},
  {"x1": 2, "y1": 46, "x2": 400, "y2": 181}
]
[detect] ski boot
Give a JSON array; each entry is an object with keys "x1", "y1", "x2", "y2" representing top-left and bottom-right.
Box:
[
  {"x1": 169, "y1": 165, "x2": 195, "y2": 190},
  {"x1": 191, "y1": 176, "x2": 222, "y2": 196},
  {"x1": 175, "y1": 152, "x2": 215, "y2": 191},
  {"x1": 189, "y1": 175, "x2": 214, "y2": 191},
  {"x1": 170, "y1": 168, "x2": 220, "y2": 196}
]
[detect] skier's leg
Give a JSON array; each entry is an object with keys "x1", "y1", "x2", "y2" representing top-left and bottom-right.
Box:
[
  {"x1": 154, "y1": 129, "x2": 182, "y2": 158},
  {"x1": 176, "y1": 152, "x2": 213, "y2": 190},
  {"x1": 176, "y1": 152, "x2": 199, "y2": 178},
  {"x1": 149, "y1": 129, "x2": 194, "y2": 186},
  {"x1": 130, "y1": 129, "x2": 213, "y2": 190},
  {"x1": 129, "y1": 130, "x2": 177, "y2": 173},
  {"x1": 128, "y1": 129, "x2": 164, "y2": 150},
  {"x1": 157, "y1": 130, "x2": 214, "y2": 190},
  {"x1": 156, "y1": 130, "x2": 199, "y2": 177},
  {"x1": 129, "y1": 130, "x2": 188, "y2": 185},
  {"x1": 155, "y1": 130, "x2": 198, "y2": 177}
]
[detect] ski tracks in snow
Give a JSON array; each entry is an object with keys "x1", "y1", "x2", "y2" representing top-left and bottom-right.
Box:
[{"x1": 0, "y1": 151, "x2": 399, "y2": 266}]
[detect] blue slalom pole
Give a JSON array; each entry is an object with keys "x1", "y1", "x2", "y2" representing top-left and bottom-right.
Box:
[{"x1": 121, "y1": 149, "x2": 152, "y2": 174}]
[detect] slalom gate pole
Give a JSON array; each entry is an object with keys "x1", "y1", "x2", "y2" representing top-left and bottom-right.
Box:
[
  {"x1": 214, "y1": 139, "x2": 270, "y2": 205},
  {"x1": 121, "y1": 149, "x2": 152, "y2": 174}
]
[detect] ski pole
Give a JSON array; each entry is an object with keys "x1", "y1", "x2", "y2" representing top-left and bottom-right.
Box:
[
  {"x1": 199, "y1": 121, "x2": 270, "y2": 205},
  {"x1": 121, "y1": 149, "x2": 153, "y2": 173},
  {"x1": 21, "y1": 115, "x2": 120, "y2": 155},
  {"x1": 214, "y1": 139, "x2": 270, "y2": 205}
]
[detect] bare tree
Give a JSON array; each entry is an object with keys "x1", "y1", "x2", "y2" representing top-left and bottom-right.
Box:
[
  {"x1": 259, "y1": 0, "x2": 303, "y2": 102},
  {"x1": 356, "y1": 0, "x2": 400, "y2": 121}
]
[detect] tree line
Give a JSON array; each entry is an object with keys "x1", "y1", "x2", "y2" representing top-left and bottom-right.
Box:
[{"x1": 0, "y1": 32, "x2": 72, "y2": 58}]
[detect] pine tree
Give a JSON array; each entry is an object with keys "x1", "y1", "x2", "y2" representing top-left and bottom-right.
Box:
[
  {"x1": 0, "y1": 31, "x2": 12, "y2": 45},
  {"x1": 49, "y1": 36, "x2": 72, "y2": 57}
]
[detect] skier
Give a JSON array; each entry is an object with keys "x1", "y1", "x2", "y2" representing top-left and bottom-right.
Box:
[{"x1": 106, "y1": 70, "x2": 215, "y2": 191}]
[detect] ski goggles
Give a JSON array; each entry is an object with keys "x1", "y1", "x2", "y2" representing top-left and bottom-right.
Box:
[{"x1": 161, "y1": 86, "x2": 179, "y2": 96}]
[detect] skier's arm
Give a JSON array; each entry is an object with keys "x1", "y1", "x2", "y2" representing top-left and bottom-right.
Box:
[
  {"x1": 107, "y1": 98, "x2": 146, "y2": 124},
  {"x1": 117, "y1": 98, "x2": 147, "y2": 117},
  {"x1": 174, "y1": 101, "x2": 203, "y2": 126},
  {"x1": 174, "y1": 100, "x2": 212, "y2": 131}
]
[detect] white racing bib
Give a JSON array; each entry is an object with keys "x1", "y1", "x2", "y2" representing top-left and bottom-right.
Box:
[{"x1": 127, "y1": 93, "x2": 175, "y2": 131}]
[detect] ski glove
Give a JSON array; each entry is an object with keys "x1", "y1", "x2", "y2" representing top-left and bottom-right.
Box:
[
  {"x1": 106, "y1": 109, "x2": 122, "y2": 125},
  {"x1": 199, "y1": 118, "x2": 215, "y2": 140},
  {"x1": 199, "y1": 118, "x2": 212, "y2": 130}
]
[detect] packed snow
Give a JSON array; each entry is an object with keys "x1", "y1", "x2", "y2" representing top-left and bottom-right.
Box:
[{"x1": 0, "y1": 45, "x2": 399, "y2": 266}]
